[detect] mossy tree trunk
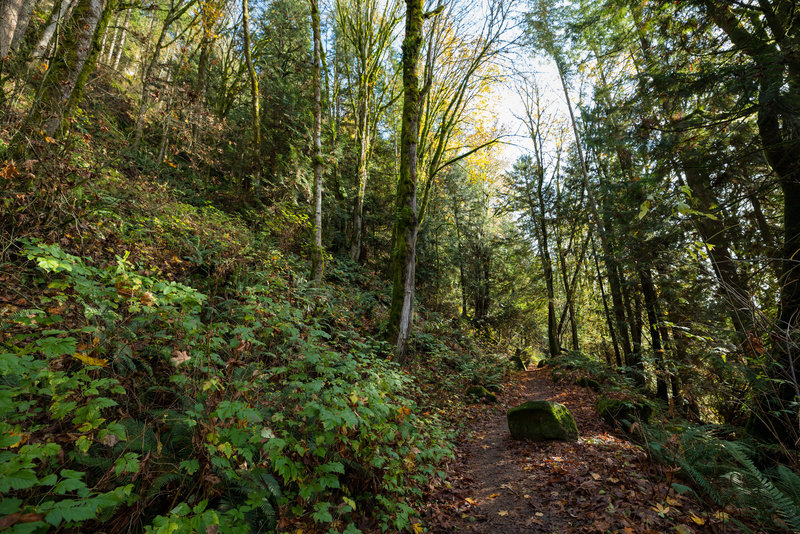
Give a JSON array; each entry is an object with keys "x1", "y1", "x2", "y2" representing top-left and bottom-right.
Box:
[
  {"x1": 30, "y1": 0, "x2": 77, "y2": 61},
  {"x1": 388, "y1": 0, "x2": 425, "y2": 360},
  {"x1": 242, "y1": 0, "x2": 260, "y2": 195},
  {"x1": 309, "y1": 0, "x2": 324, "y2": 285},
  {"x1": 23, "y1": 0, "x2": 116, "y2": 140}
]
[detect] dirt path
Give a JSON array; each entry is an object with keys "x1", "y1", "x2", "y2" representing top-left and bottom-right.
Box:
[{"x1": 424, "y1": 368, "x2": 745, "y2": 533}]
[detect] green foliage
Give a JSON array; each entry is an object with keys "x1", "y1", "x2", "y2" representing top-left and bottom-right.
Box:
[
  {"x1": 1, "y1": 238, "x2": 458, "y2": 532},
  {"x1": 645, "y1": 423, "x2": 800, "y2": 531}
]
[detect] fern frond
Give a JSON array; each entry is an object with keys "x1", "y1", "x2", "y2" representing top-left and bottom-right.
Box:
[
  {"x1": 147, "y1": 472, "x2": 182, "y2": 498},
  {"x1": 721, "y1": 441, "x2": 800, "y2": 531}
]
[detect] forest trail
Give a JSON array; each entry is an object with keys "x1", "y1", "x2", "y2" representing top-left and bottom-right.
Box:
[{"x1": 424, "y1": 368, "x2": 739, "y2": 534}]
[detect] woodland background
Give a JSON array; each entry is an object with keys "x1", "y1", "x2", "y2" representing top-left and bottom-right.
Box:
[{"x1": 1, "y1": 0, "x2": 799, "y2": 531}]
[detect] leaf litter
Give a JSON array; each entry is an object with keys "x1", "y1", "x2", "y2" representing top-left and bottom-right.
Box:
[{"x1": 422, "y1": 368, "x2": 756, "y2": 533}]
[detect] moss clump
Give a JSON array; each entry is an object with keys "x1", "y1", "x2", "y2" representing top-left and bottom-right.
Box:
[
  {"x1": 596, "y1": 396, "x2": 653, "y2": 431},
  {"x1": 507, "y1": 400, "x2": 579, "y2": 442},
  {"x1": 575, "y1": 376, "x2": 601, "y2": 392},
  {"x1": 466, "y1": 385, "x2": 497, "y2": 403}
]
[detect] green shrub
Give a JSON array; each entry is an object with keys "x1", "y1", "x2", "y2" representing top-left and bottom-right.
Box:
[{"x1": 1, "y1": 240, "x2": 455, "y2": 533}]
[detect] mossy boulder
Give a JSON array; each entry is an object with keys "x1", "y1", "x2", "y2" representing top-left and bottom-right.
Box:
[
  {"x1": 466, "y1": 385, "x2": 497, "y2": 403},
  {"x1": 596, "y1": 396, "x2": 653, "y2": 431},
  {"x1": 507, "y1": 400, "x2": 579, "y2": 441},
  {"x1": 575, "y1": 376, "x2": 601, "y2": 392}
]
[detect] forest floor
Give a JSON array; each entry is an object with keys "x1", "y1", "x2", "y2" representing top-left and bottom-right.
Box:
[{"x1": 423, "y1": 368, "x2": 750, "y2": 534}]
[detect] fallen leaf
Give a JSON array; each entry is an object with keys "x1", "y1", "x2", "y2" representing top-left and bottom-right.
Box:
[
  {"x1": 591, "y1": 473, "x2": 602, "y2": 480},
  {"x1": 465, "y1": 498, "x2": 478, "y2": 506},
  {"x1": 489, "y1": 493, "x2": 499, "y2": 499},
  {"x1": 74, "y1": 352, "x2": 109, "y2": 367},
  {"x1": 171, "y1": 350, "x2": 190, "y2": 366},
  {"x1": 651, "y1": 503, "x2": 670, "y2": 515},
  {"x1": 690, "y1": 512, "x2": 705, "y2": 525},
  {"x1": 498, "y1": 510, "x2": 508, "y2": 516}
]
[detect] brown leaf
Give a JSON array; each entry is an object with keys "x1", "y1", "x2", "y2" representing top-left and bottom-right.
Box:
[{"x1": 0, "y1": 162, "x2": 18, "y2": 180}]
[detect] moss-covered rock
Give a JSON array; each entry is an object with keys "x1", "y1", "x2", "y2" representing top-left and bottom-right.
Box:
[
  {"x1": 596, "y1": 396, "x2": 653, "y2": 431},
  {"x1": 575, "y1": 376, "x2": 601, "y2": 392},
  {"x1": 537, "y1": 359, "x2": 549, "y2": 368},
  {"x1": 507, "y1": 400, "x2": 579, "y2": 441},
  {"x1": 466, "y1": 385, "x2": 497, "y2": 403}
]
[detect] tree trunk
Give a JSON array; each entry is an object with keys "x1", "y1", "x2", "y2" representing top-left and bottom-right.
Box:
[
  {"x1": 535, "y1": 172, "x2": 559, "y2": 357},
  {"x1": 452, "y1": 195, "x2": 469, "y2": 318},
  {"x1": 639, "y1": 267, "x2": 669, "y2": 401},
  {"x1": 593, "y1": 237, "x2": 621, "y2": 366},
  {"x1": 0, "y1": 0, "x2": 25, "y2": 59},
  {"x1": 350, "y1": 106, "x2": 370, "y2": 261},
  {"x1": 241, "y1": 0, "x2": 260, "y2": 196},
  {"x1": 104, "y1": 11, "x2": 119, "y2": 63},
  {"x1": 133, "y1": 12, "x2": 163, "y2": 151},
  {"x1": 388, "y1": 0, "x2": 424, "y2": 360},
  {"x1": 25, "y1": 0, "x2": 112, "y2": 139},
  {"x1": 9, "y1": 0, "x2": 35, "y2": 53},
  {"x1": 31, "y1": 0, "x2": 77, "y2": 60},
  {"x1": 111, "y1": 5, "x2": 128, "y2": 70},
  {"x1": 309, "y1": 0, "x2": 324, "y2": 285}
]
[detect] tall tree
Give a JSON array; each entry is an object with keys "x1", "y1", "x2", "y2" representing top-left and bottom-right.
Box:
[
  {"x1": 241, "y1": 0, "x2": 260, "y2": 194},
  {"x1": 309, "y1": 0, "x2": 324, "y2": 284},
  {"x1": 388, "y1": 0, "x2": 432, "y2": 359},
  {"x1": 692, "y1": 0, "x2": 800, "y2": 442},
  {"x1": 20, "y1": 0, "x2": 118, "y2": 140},
  {"x1": 334, "y1": 0, "x2": 401, "y2": 261}
]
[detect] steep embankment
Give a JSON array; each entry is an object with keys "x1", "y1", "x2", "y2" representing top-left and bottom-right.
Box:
[{"x1": 0, "y1": 164, "x2": 512, "y2": 533}]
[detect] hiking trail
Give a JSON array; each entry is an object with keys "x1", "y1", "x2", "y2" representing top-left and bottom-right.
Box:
[{"x1": 423, "y1": 368, "x2": 744, "y2": 533}]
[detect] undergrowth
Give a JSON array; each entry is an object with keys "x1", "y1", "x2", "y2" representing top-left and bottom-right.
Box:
[{"x1": 0, "y1": 157, "x2": 508, "y2": 532}]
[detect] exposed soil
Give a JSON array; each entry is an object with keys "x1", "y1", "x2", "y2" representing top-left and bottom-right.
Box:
[{"x1": 423, "y1": 368, "x2": 751, "y2": 534}]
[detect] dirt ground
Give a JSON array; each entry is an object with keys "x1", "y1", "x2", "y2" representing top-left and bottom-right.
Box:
[{"x1": 423, "y1": 368, "x2": 752, "y2": 534}]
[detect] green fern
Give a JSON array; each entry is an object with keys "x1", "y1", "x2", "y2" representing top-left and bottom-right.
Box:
[
  {"x1": 720, "y1": 441, "x2": 800, "y2": 531},
  {"x1": 146, "y1": 472, "x2": 183, "y2": 499},
  {"x1": 773, "y1": 464, "x2": 800, "y2": 504}
]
